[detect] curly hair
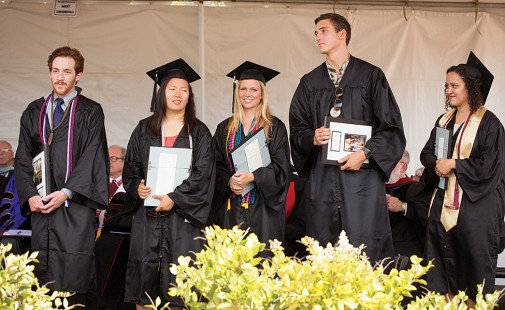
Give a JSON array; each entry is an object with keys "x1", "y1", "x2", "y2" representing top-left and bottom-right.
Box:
[{"x1": 445, "y1": 65, "x2": 483, "y2": 112}]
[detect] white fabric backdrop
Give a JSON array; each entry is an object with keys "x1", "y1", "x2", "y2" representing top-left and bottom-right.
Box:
[{"x1": 1, "y1": 1, "x2": 505, "y2": 178}]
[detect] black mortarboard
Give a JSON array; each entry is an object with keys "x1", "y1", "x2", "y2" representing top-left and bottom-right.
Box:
[
  {"x1": 466, "y1": 51, "x2": 493, "y2": 104},
  {"x1": 226, "y1": 61, "x2": 279, "y2": 84},
  {"x1": 226, "y1": 61, "x2": 279, "y2": 112},
  {"x1": 457, "y1": 52, "x2": 494, "y2": 104},
  {"x1": 146, "y1": 58, "x2": 200, "y2": 112}
]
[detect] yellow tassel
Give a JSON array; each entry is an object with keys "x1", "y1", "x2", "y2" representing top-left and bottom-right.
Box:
[
  {"x1": 227, "y1": 198, "x2": 231, "y2": 211},
  {"x1": 241, "y1": 202, "x2": 249, "y2": 209},
  {"x1": 95, "y1": 228, "x2": 102, "y2": 240}
]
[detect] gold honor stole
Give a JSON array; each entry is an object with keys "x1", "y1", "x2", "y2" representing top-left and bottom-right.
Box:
[{"x1": 435, "y1": 106, "x2": 486, "y2": 232}]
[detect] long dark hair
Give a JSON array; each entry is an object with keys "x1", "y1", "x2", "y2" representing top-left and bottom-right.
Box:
[
  {"x1": 148, "y1": 78, "x2": 197, "y2": 136},
  {"x1": 445, "y1": 65, "x2": 483, "y2": 112}
]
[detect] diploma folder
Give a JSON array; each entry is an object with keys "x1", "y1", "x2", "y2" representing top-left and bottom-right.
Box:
[
  {"x1": 435, "y1": 127, "x2": 451, "y2": 190},
  {"x1": 144, "y1": 146, "x2": 192, "y2": 207},
  {"x1": 230, "y1": 128, "x2": 271, "y2": 195},
  {"x1": 322, "y1": 117, "x2": 372, "y2": 167},
  {"x1": 32, "y1": 144, "x2": 51, "y2": 197}
]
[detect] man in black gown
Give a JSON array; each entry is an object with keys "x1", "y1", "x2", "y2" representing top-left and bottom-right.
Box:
[
  {"x1": 289, "y1": 13, "x2": 405, "y2": 264},
  {"x1": 15, "y1": 46, "x2": 109, "y2": 307}
]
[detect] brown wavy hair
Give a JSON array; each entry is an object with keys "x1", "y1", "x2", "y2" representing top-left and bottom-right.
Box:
[{"x1": 47, "y1": 46, "x2": 84, "y2": 74}]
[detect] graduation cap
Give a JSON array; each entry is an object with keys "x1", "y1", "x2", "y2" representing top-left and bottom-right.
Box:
[
  {"x1": 146, "y1": 58, "x2": 201, "y2": 112},
  {"x1": 226, "y1": 61, "x2": 280, "y2": 112},
  {"x1": 458, "y1": 52, "x2": 494, "y2": 104}
]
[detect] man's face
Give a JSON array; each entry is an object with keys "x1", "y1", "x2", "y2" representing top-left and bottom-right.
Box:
[
  {"x1": 49, "y1": 56, "x2": 82, "y2": 98},
  {"x1": 109, "y1": 147, "x2": 124, "y2": 178},
  {"x1": 314, "y1": 19, "x2": 345, "y2": 55},
  {"x1": 387, "y1": 161, "x2": 407, "y2": 184},
  {"x1": 0, "y1": 143, "x2": 14, "y2": 168}
]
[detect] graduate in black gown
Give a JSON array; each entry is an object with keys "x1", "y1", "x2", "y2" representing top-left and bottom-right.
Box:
[
  {"x1": 418, "y1": 52, "x2": 505, "y2": 305},
  {"x1": 289, "y1": 13, "x2": 405, "y2": 264},
  {"x1": 15, "y1": 46, "x2": 109, "y2": 307},
  {"x1": 212, "y1": 61, "x2": 290, "y2": 256},
  {"x1": 123, "y1": 59, "x2": 215, "y2": 309}
]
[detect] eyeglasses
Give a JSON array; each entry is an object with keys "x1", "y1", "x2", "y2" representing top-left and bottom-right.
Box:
[
  {"x1": 146, "y1": 208, "x2": 170, "y2": 218},
  {"x1": 0, "y1": 148, "x2": 12, "y2": 154},
  {"x1": 109, "y1": 156, "x2": 124, "y2": 162},
  {"x1": 329, "y1": 87, "x2": 343, "y2": 117}
]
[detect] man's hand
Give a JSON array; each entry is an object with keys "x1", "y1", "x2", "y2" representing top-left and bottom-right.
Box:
[
  {"x1": 386, "y1": 194, "x2": 405, "y2": 213},
  {"x1": 39, "y1": 191, "x2": 69, "y2": 213},
  {"x1": 138, "y1": 179, "x2": 152, "y2": 199},
  {"x1": 153, "y1": 194, "x2": 175, "y2": 212},
  {"x1": 313, "y1": 126, "x2": 331, "y2": 146},
  {"x1": 339, "y1": 150, "x2": 367, "y2": 171},
  {"x1": 28, "y1": 195, "x2": 45, "y2": 213}
]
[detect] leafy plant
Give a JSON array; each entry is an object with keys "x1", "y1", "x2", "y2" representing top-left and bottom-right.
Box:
[
  {"x1": 0, "y1": 243, "x2": 75, "y2": 309},
  {"x1": 166, "y1": 225, "x2": 502, "y2": 309}
]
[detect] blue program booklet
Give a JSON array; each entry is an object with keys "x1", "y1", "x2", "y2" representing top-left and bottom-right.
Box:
[
  {"x1": 230, "y1": 128, "x2": 271, "y2": 196},
  {"x1": 435, "y1": 127, "x2": 451, "y2": 190}
]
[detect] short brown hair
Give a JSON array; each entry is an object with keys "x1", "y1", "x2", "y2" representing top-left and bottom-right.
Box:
[
  {"x1": 47, "y1": 46, "x2": 85, "y2": 74},
  {"x1": 315, "y1": 13, "x2": 352, "y2": 46}
]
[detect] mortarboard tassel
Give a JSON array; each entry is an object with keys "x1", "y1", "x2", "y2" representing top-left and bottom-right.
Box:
[{"x1": 150, "y1": 71, "x2": 158, "y2": 112}]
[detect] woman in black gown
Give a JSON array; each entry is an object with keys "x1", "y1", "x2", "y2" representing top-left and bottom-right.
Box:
[
  {"x1": 418, "y1": 52, "x2": 505, "y2": 306},
  {"x1": 123, "y1": 59, "x2": 215, "y2": 309},
  {"x1": 212, "y1": 61, "x2": 290, "y2": 256}
]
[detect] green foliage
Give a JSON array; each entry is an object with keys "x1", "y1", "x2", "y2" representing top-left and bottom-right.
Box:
[
  {"x1": 0, "y1": 243, "x2": 75, "y2": 309},
  {"x1": 166, "y1": 226, "x2": 503, "y2": 309}
]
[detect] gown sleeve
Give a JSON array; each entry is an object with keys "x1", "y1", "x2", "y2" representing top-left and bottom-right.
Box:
[
  {"x1": 63, "y1": 103, "x2": 109, "y2": 208},
  {"x1": 363, "y1": 67, "x2": 406, "y2": 177},
  {"x1": 289, "y1": 78, "x2": 317, "y2": 178},
  {"x1": 168, "y1": 123, "x2": 215, "y2": 227},
  {"x1": 252, "y1": 118, "x2": 291, "y2": 212},
  {"x1": 211, "y1": 120, "x2": 234, "y2": 217},
  {"x1": 122, "y1": 122, "x2": 145, "y2": 214},
  {"x1": 455, "y1": 111, "x2": 505, "y2": 202},
  {"x1": 15, "y1": 106, "x2": 42, "y2": 211}
]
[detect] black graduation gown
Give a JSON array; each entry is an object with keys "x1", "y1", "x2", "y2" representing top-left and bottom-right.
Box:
[
  {"x1": 212, "y1": 117, "x2": 290, "y2": 254},
  {"x1": 95, "y1": 191, "x2": 135, "y2": 309},
  {"x1": 15, "y1": 95, "x2": 109, "y2": 292},
  {"x1": 386, "y1": 177, "x2": 425, "y2": 259},
  {"x1": 419, "y1": 110, "x2": 505, "y2": 299},
  {"x1": 123, "y1": 118, "x2": 215, "y2": 307},
  {"x1": 289, "y1": 57, "x2": 406, "y2": 264}
]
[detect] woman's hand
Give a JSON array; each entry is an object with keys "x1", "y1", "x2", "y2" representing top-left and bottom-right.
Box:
[
  {"x1": 435, "y1": 158, "x2": 455, "y2": 178},
  {"x1": 137, "y1": 179, "x2": 152, "y2": 199},
  {"x1": 229, "y1": 172, "x2": 254, "y2": 195}
]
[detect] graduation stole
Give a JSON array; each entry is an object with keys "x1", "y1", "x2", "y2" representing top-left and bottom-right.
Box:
[
  {"x1": 226, "y1": 118, "x2": 259, "y2": 209},
  {"x1": 437, "y1": 106, "x2": 486, "y2": 232},
  {"x1": 38, "y1": 92, "x2": 79, "y2": 206}
]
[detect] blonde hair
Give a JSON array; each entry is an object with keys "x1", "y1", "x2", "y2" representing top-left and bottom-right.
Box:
[{"x1": 228, "y1": 80, "x2": 273, "y2": 141}]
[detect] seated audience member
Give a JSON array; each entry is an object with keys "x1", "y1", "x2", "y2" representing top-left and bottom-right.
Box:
[
  {"x1": 386, "y1": 150, "x2": 426, "y2": 266},
  {"x1": 284, "y1": 165, "x2": 307, "y2": 258},
  {"x1": 0, "y1": 140, "x2": 30, "y2": 254},
  {"x1": 95, "y1": 145, "x2": 135, "y2": 310}
]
